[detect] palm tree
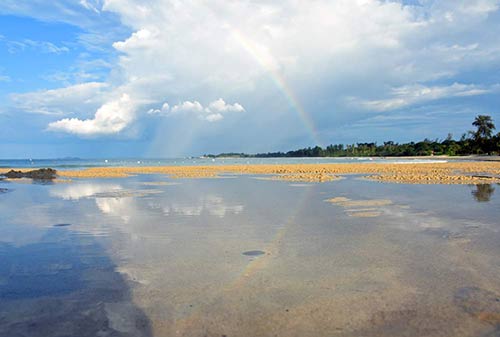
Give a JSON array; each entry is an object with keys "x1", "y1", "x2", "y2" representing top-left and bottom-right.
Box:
[{"x1": 472, "y1": 115, "x2": 495, "y2": 140}]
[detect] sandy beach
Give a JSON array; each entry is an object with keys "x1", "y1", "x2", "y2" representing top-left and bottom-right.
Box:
[{"x1": 3, "y1": 160, "x2": 500, "y2": 184}]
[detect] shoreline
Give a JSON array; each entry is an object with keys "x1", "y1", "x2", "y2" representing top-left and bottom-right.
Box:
[
  {"x1": 208, "y1": 155, "x2": 500, "y2": 161},
  {"x1": 1, "y1": 155, "x2": 499, "y2": 162},
  {"x1": 2, "y1": 161, "x2": 500, "y2": 184}
]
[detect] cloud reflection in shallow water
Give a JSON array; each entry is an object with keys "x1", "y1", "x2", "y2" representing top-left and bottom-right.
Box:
[
  {"x1": 162, "y1": 195, "x2": 244, "y2": 218},
  {"x1": 50, "y1": 182, "x2": 123, "y2": 200},
  {"x1": 3, "y1": 175, "x2": 500, "y2": 336}
]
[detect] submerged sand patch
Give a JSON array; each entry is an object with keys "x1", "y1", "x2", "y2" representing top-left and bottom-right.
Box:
[
  {"x1": 141, "y1": 181, "x2": 180, "y2": 186},
  {"x1": 258, "y1": 173, "x2": 341, "y2": 182},
  {"x1": 339, "y1": 199, "x2": 392, "y2": 208},
  {"x1": 326, "y1": 197, "x2": 394, "y2": 218},
  {"x1": 91, "y1": 189, "x2": 164, "y2": 198},
  {"x1": 366, "y1": 173, "x2": 500, "y2": 185},
  {"x1": 2, "y1": 177, "x2": 75, "y2": 184},
  {"x1": 348, "y1": 211, "x2": 383, "y2": 218}
]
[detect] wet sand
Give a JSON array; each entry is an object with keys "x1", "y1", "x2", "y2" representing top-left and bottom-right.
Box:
[{"x1": 3, "y1": 161, "x2": 500, "y2": 184}]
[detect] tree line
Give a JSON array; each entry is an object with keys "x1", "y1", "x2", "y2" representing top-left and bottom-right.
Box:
[{"x1": 206, "y1": 115, "x2": 499, "y2": 158}]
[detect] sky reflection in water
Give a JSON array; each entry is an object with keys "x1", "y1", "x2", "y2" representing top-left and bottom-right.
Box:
[{"x1": 0, "y1": 176, "x2": 499, "y2": 337}]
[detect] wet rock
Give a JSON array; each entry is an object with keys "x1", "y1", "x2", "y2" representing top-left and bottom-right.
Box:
[
  {"x1": 454, "y1": 287, "x2": 500, "y2": 326},
  {"x1": 3, "y1": 168, "x2": 57, "y2": 180}
]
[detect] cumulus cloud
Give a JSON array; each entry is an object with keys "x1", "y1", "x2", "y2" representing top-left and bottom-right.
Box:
[
  {"x1": 113, "y1": 28, "x2": 157, "y2": 51},
  {"x1": 47, "y1": 93, "x2": 134, "y2": 135},
  {"x1": 207, "y1": 99, "x2": 245, "y2": 114},
  {"x1": 151, "y1": 98, "x2": 244, "y2": 122},
  {"x1": 147, "y1": 102, "x2": 170, "y2": 115},
  {"x1": 205, "y1": 113, "x2": 223, "y2": 122},
  {"x1": 5, "y1": 0, "x2": 500, "y2": 141},
  {"x1": 170, "y1": 101, "x2": 204, "y2": 114}
]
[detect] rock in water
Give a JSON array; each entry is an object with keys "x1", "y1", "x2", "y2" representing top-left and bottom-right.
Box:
[{"x1": 3, "y1": 168, "x2": 57, "y2": 180}]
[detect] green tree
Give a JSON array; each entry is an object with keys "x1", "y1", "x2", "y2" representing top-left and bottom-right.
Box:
[
  {"x1": 470, "y1": 115, "x2": 495, "y2": 154},
  {"x1": 472, "y1": 115, "x2": 495, "y2": 140}
]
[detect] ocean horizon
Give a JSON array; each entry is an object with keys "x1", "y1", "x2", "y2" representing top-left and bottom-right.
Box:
[{"x1": 0, "y1": 156, "x2": 454, "y2": 170}]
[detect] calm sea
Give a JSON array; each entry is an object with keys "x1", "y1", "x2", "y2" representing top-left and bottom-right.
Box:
[
  {"x1": 0, "y1": 173, "x2": 498, "y2": 336},
  {"x1": 0, "y1": 157, "x2": 450, "y2": 169}
]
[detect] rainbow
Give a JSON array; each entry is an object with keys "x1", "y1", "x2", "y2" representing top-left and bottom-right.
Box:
[
  {"x1": 228, "y1": 183, "x2": 316, "y2": 291},
  {"x1": 231, "y1": 29, "x2": 323, "y2": 147}
]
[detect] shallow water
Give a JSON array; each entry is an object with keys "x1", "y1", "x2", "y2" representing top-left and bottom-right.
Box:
[
  {"x1": 0, "y1": 156, "x2": 451, "y2": 169},
  {"x1": 0, "y1": 175, "x2": 499, "y2": 336}
]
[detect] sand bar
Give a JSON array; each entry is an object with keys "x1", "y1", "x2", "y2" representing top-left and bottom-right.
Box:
[{"x1": 2, "y1": 161, "x2": 500, "y2": 184}]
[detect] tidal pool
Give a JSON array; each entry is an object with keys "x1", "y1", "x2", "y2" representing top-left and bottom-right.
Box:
[{"x1": 0, "y1": 175, "x2": 499, "y2": 337}]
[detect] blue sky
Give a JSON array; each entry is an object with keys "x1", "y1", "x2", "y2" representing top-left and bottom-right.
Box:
[{"x1": 1, "y1": 0, "x2": 500, "y2": 158}]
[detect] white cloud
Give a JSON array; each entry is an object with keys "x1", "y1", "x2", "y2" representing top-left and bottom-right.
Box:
[
  {"x1": 205, "y1": 113, "x2": 223, "y2": 122},
  {"x1": 10, "y1": 82, "x2": 109, "y2": 115},
  {"x1": 6, "y1": 0, "x2": 500, "y2": 141},
  {"x1": 170, "y1": 100, "x2": 204, "y2": 114},
  {"x1": 153, "y1": 98, "x2": 244, "y2": 122},
  {"x1": 357, "y1": 83, "x2": 497, "y2": 111},
  {"x1": 79, "y1": 0, "x2": 101, "y2": 13},
  {"x1": 147, "y1": 102, "x2": 170, "y2": 115},
  {"x1": 87, "y1": 0, "x2": 500, "y2": 135},
  {"x1": 3, "y1": 38, "x2": 69, "y2": 54},
  {"x1": 47, "y1": 93, "x2": 134, "y2": 135},
  {"x1": 207, "y1": 98, "x2": 245, "y2": 114},
  {"x1": 112, "y1": 28, "x2": 157, "y2": 51}
]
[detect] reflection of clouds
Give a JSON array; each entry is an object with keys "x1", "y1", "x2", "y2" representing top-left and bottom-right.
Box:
[
  {"x1": 163, "y1": 195, "x2": 244, "y2": 218},
  {"x1": 51, "y1": 183, "x2": 243, "y2": 220},
  {"x1": 51, "y1": 182, "x2": 137, "y2": 225},
  {"x1": 383, "y1": 206, "x2": 446, "y2": 230},
  {"x1": 379, "y1": 204, "x2": 494, "y2": 247},
  {"x1": 95, "y1": 198, "x2": 134, "y2": 223},
  {"x1": 48, "y1": 181, "x2": 245, "y2": 250},
  {"x1": 50, "y1": 183, "x2": 122, "y2": 200},
  {"x1": 47, "y1": 182, "x2": 133, "y2": 236},
  {"x1": 51, "y1": 183, "x2": 164, "y2": 224}
]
